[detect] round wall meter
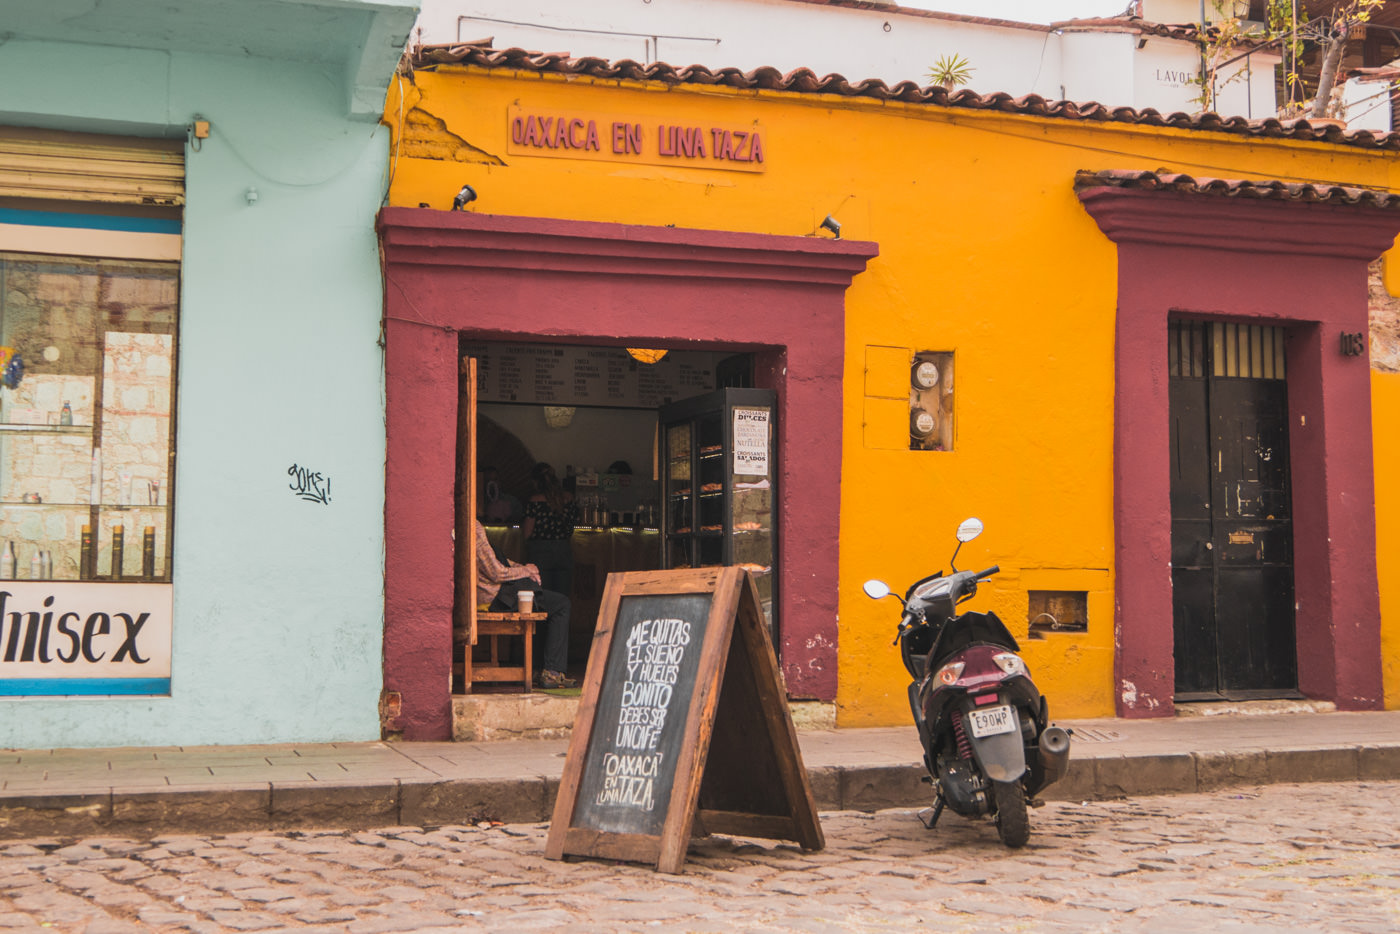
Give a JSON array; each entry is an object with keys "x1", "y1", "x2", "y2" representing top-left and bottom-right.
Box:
[
  {"x1": 912, "y1": 360, "x2": 940, "y2": 389},
  {"x1": 910, "y1": 408, "x2": 936, "y2": 437}
]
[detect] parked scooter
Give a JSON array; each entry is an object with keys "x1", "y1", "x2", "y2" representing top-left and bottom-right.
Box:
[{"x1": 863, "y1": 518, "x2": 1070, "y2": 848}]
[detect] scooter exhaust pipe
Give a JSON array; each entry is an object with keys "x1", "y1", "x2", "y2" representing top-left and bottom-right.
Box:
[{"x1": 1038, "y1": 726, "x2": 1071, "y2": 785}]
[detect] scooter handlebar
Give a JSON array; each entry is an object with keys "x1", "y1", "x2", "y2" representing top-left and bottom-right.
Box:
[{"x1": 976, "y1": 565, "x2": 1000, "y2": 580}]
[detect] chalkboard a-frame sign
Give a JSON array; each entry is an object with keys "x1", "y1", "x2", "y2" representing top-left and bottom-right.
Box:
[{"x1": 545, "y1": 566, "x2": 823, "y2": 874}]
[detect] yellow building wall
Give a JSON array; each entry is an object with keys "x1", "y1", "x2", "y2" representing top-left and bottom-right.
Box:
[
  {"x1": 385, "y1": 67, "x2": 1400, "y2": 726},
  {"x1": 1376, "y1": 371, "x2": 1400, "y2": 709}
]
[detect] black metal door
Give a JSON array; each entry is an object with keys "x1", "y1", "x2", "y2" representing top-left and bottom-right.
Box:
[{"x1": 1169, "y1": 321, "x2": 1298, "y2": 700}]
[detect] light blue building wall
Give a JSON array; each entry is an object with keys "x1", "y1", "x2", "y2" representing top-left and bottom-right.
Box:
[{"x1": 0, "y1": 0, "x2": 417, "y2": 747}]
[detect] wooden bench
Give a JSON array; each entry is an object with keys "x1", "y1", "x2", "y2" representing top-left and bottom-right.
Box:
[{"x1": 454, "y1": 610, "x2": 547, "y2": 693}]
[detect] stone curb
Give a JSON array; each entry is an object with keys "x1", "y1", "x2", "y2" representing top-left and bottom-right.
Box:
[{"x1": 2, "y1": 745, "x2": 1396, "y2": 839}]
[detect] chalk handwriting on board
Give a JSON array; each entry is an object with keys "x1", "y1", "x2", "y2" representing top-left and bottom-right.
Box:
[
  {"x1": 596, "y1": 617, "x2": 692, "y2": 811},
  {"x1": 288, "y1": 464, "x2": 332, "y2": 504}
]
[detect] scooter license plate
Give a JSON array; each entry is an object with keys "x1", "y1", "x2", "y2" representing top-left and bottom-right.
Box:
[{"x1": 967, "y1": 704, "x2": 1015, "y2": 738}]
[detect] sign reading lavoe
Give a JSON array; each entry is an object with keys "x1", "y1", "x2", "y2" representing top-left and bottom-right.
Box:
[
  {"x1": 0, "y1": 582, "x2": 172, "y2": 696},
  {"x1": 508, "y1": 107, "x2": 766, "y2": 173}
]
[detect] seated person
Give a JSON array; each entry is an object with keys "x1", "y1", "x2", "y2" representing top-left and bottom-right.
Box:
[{"x1": 473, "y1": 518, "x2": 575, "y2": 688}]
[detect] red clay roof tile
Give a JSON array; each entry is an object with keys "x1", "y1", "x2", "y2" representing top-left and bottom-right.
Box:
[
  {"x1": 1074, "y1": 169, "x2": 1400, "y2": 209},
  {"x1": 408, "y1": 42, "x2": 1400, "y2": 152}
]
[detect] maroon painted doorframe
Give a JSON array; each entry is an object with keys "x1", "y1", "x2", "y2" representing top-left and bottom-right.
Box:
[
  {"x1": 1078, "y1": 184, "x2": 1400, "y2": 718},
  {"x1": 377, "y1": 208, "x2": 877, "y2": 740}
]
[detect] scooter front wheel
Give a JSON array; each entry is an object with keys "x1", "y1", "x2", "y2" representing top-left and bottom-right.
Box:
[{"x1": 992, "y1": 780, "x2": 1029, "y2": 848}]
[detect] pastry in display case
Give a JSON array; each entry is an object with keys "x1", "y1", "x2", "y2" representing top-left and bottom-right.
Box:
[{"x1": 660, "y1": 388, "x2": 777, "y2": 638}]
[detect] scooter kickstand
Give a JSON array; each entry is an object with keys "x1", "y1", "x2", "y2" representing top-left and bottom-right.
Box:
[{"x1": 918, "y1": 796, "x2": 945, "y2": 830}]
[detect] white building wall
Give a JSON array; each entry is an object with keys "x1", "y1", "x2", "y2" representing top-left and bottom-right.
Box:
[
  {"x1": 418, "y1": 0, "x2": 1280, "y2": 118},
  {"x1": 1059, "y1": 31, "x2": 1136, "y2": 104},
  {"x1": 426, "y1": 0, "x2": 1066, "y2": 98},
  {"x1": 1345, "y1": 78, "x2": 1395, "y2": 133}
]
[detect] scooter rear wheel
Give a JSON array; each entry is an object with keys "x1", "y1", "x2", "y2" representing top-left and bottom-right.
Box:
[{"x1": 992, "y1": 780, "x2": 1029, "y2": 848}]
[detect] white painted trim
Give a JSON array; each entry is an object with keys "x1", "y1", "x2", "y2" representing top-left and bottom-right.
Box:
[{"x1": 0, "y1": 224, "x2": 181, "y2": 261}]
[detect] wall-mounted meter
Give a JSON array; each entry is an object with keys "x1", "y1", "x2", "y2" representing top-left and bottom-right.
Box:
[{"x1": 912, "y1": 359, "x2": 940, "y2": 390}]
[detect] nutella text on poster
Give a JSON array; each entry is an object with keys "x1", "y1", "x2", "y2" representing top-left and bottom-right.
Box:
[{"x1": 732, "y1": 408, "x2": 770, "y2": 476}]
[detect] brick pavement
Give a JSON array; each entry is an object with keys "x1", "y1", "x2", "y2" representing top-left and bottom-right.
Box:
[{"x1": 1, "y1": 780, "x2": 1397, "y2": 932}]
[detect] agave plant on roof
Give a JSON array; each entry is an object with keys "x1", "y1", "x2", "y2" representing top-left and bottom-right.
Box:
[{"x1": 927, "y1": 53, "x2": 974, "y2": 93}]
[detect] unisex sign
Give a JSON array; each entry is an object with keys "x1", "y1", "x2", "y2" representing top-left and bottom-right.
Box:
[
  {"x1": 0, "y1": 582, "x2": 172, "y2": 696},
  {"x1": 508, "y1": 106, "x2": 766, "y2": 173},
  {"x1": 547, "y1": 567, "x2": 822, "y2": 874}
]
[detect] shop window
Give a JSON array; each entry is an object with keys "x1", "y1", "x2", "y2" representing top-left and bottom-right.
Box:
[
  {"x1": 909, "y1": 351, "x2": 954, "y2": 451},
  {"x1": 1027, "y1": 590, "x2": 1088, "y2": 637},
  {"x1": 0, "y1": 252, "x2": 177, "y2": 581}
]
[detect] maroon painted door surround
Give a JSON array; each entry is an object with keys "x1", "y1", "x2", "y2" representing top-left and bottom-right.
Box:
[
  {"x1": 1079, "y1": 185, "x2": 1400, "y2": 718},
  {"x1": 377, "y1": 208, "x2": 877, "y2": 740}
]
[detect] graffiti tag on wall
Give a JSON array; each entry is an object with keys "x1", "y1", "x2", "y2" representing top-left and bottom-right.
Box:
[{"x1": 288, "y1": 464, "x2": 331, "y2": 504}]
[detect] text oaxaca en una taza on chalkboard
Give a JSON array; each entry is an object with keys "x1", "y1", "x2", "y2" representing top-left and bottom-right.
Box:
[{"x1": 595, "y1": 617, "x2": 692, "y2": 811}]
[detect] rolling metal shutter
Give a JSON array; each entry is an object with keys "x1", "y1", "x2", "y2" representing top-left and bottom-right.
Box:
[{"x1": 0, "y1": 127, "x2": 184, "y2": 207}]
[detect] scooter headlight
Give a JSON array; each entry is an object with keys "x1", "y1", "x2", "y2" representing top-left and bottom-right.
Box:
[
  {"x1": 935, "y1": 661, "x2": 965, "y2": 685},
  {"x1": 992, "y1": 652, "x2": 1028, "y2": 677}
]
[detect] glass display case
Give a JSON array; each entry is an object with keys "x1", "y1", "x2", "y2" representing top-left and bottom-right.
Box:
[
  {"x1": 0, "y1": 253, "x2": 176, "y2": 582},
  {"x1": 660, "y1": 388, "x2": 777, "y2": 636}
]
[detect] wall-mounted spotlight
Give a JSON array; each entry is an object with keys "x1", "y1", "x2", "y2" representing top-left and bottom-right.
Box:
[
  {"x1": 245, "y1": 186, "x2": 259, "y2": 206},
  {"x1": 453, "y1": 184, "x2": 478, "y2": 211},
  {"x1": 819, "y1": 215, "x2": 842, "y2": 239}
]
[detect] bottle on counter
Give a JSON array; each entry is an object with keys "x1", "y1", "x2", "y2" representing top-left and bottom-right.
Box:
[
  {"x1": 41, "y1": 550, "x2": 52, "y2": 580},
  {"x1": 0, "y1": 542, "x2": 13, "y2": 580},
  {"x1": 28, "y1": 550, "x2": 40, "y2": 580},
  {"x1": 80, "y1": 525, "x2": 92, "y2": 579},
  {"x1": 142, "y1": 526, "x2": 156, "y2": 579},
  {"x1": 112, "y1": 524, "x2": 124, "y2": 580},
  {"x1": 60, "y1": 401, "x2": 72, "y2": 426}
]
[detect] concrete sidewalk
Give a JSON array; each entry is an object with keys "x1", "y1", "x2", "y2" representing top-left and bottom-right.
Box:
[{"x1": 3, "y1": 708, "x2": 1399, "y2": 839}]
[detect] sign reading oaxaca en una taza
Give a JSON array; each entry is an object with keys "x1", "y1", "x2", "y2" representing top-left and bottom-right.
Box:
[{"x1": 508, "y1": 107, "x2": 766, "y2": 173}]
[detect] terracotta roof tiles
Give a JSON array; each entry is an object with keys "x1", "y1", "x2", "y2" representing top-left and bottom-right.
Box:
[
  {"x1": 1075, "y1": 169, "x2": 1400, "y2": 209},
  {"x1": 408, "y1": 42, "x2": 1400, "y2": 152}
]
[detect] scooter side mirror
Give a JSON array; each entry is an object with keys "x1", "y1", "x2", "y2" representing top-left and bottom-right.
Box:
[
  {"x1": 956, "y1": 517, "x2": 984, "y2": 543},
  {"x1": 863, "y1": 579, "x2": 891, "y2": 600}
]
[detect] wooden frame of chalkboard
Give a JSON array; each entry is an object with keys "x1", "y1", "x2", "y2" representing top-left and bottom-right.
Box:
[{"x1": 545, "y1": 566, "x2": 823, "y2": 874}]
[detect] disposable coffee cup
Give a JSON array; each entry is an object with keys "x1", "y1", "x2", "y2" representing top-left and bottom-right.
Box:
[{"x1": 517, "y1": 590, "x2": 534, "y2": 613}]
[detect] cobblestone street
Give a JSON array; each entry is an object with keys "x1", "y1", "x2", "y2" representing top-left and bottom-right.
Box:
[{"x1": 2, "y1": 780, "x2": 1398, "y2": 933}]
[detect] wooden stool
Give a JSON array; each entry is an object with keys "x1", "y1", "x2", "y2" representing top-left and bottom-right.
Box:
[{"x1": 455, "y1": 610, "x2": 547, "y2": 693}]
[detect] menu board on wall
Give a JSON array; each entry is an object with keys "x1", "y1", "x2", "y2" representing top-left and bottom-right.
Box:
[{"x1": 463, "y1": 343, "x2": 716, "y2": 409}]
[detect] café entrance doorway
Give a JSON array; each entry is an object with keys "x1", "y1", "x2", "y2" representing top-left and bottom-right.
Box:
[{"x1": 454, "y1": 339, "x2": 756, "y2": 685}]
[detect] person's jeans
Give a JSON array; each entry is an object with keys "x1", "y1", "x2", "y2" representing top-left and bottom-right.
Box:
[
  {"x1": 491, "y1": 580, "x2": 570, "y2": 674},
  {"x1": 525, "y1": 538, "x2": 574, "y2": 600}
]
